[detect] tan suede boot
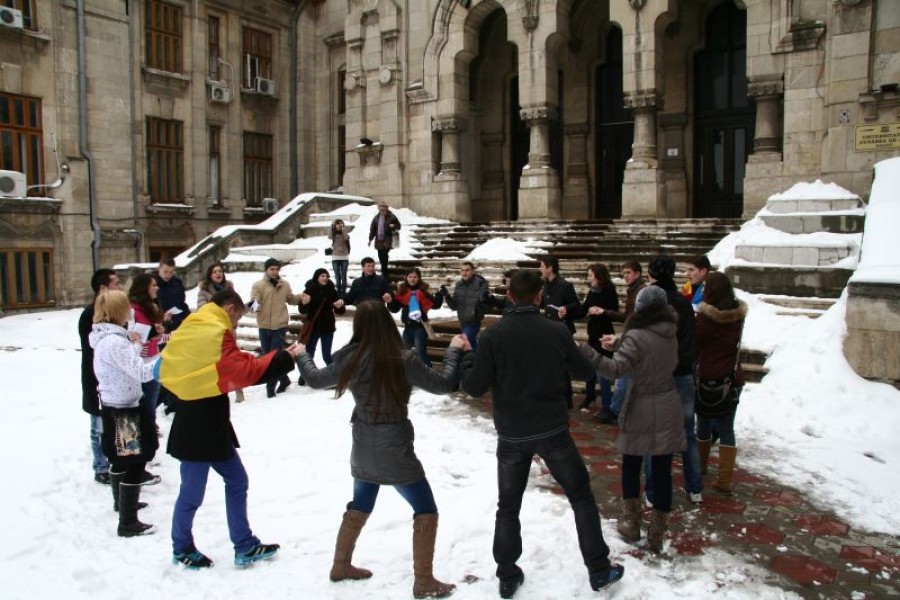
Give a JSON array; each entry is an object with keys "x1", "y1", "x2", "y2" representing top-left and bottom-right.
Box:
[
  {"x1": 713, "y1": 445, "x2": 737, "y2": 494},
  {"x1": 412, "y1": 514, "x2": 456, "y2": 599},
  {"x1": 697, "y1": 437, "x2": 712, "y2": 476},
  {"x1": 616, "y1": 498, "x2": 642, "y2": 543},
  {"x1": 646, "y1": 509, "x2": 669, "y2": 553},
  {"x1": 329, "y1": 506, "x2": 373, "y2": 582}
]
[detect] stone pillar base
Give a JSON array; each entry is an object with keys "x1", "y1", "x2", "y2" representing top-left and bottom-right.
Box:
[
  {"x1": 621, "y1": 164, "x2": 663, "y2": 217},
  {"x1": 517, "y1": 167, "x2": 561, "y2": 220},
  {"x1": 744, "y1": 153, "x2": 785, "y2": 218},
  {"x1": 430, "y1": 174, "x2": 471, "y2": 221},
  {"x1": 845, "y1": 282, "x2": 900, "y2": 382}
]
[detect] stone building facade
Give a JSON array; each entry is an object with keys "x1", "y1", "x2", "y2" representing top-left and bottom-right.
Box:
[{"x1": 1, "y1": 0, "x2": 898, "y2": 309}]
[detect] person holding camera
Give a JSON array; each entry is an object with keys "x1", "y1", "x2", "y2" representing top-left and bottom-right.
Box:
[{"x1": 328, "y1": 219, "x2": 351, "y2": 295}]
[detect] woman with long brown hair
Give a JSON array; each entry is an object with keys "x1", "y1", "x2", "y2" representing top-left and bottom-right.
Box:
[
  {"x1": 296, "y1": 300, "x2": 469, "y2": 599},
  {"x1": 196, "y1": 263, "x2": 233, "y2": 308}
]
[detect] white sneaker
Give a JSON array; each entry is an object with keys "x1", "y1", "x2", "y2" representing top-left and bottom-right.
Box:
[{"x1": 687, "y1": 491, "x2": 703, "y2": 503}]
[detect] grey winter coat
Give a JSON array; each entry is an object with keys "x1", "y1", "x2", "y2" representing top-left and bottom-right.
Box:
[
  {"x1": 580, "y1": 304, "x2": 686, "y2": 456},
  {"x1": 297, "y1": 344, "x2": 464, "y2": 485},
  {"x1": 444, "y1": 275, "x2": 490, "y2": 325}
]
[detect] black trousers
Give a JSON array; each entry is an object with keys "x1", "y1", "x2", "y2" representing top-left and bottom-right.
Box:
[
  {"x1": 377, "y1": 248, "x2": 390, "y2": 278},
  {"x1": 494, "y1": 428, "x2": 611, "y2": 578}
]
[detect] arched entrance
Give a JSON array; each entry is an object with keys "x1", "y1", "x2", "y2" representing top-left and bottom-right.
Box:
[{"x1": 693, "y1": 2, "x2": 754, "y2": 218}]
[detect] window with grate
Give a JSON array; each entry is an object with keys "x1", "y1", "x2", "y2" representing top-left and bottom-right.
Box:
[
  {"x1": 208, "y1": 15, "x2": 220, "y2": 81},
  {"x1": 243, "y1": 132, "x2": 272, "y2": 207},
  {"x1": 146, "y1": 0, "x2": 183, "y2": 73},
  {"x1": 209, "y1": 125, "x2": 221, "y2": 205},
  {"x1": 0, "y1": 248, "x2": 54, "y2": 309},
  {"x1": 0, "y1": 92, "x2": 43, "y2": 195},
  {"x1": 242, "y1": 28, "x2": 272, "y2": 89},
  {"x1": 3, "y1": 0, "x2": 37, "y2": 30},
  {"x1": 146, "y1": 117, "x2": 184, "y2": 204}
]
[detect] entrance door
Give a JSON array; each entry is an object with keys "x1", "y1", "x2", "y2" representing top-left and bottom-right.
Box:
[
  {"x1": 693, "y1": 2, "x2": 753, "y2": 218},
  {"x1": 594, "y1": 28, "x2": 633, "y2": 219},
  {"x1": 509, "y1": 77, "x2": 528, "y2": 221}
]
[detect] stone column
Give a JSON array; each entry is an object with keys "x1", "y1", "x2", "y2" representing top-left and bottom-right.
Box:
[
  {"x1": 431, "y1": 116, "x2": 470, "y2": 221},
  {"x1": 518, "y1": 104, "x2": 561, "y2": 220},
  {"x1": 622, "y1": 90, "x2": 663, "y2": 216},
  {"x1": 563, "y1": 123, "x2": 590, "y2": 218},
  {"x1": 744, "y1": 77, "x2": 786, "y2": 218},
  {"x1": 433, "y1": 116, "x2": 463, "y2": 176},
  {"x1": 748, "y1": 79, "x2": 783, "y2": 156}
]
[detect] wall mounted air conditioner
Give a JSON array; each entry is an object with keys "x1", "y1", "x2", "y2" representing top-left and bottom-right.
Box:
[
  {"x1": 0, "y1": 6, "x2": 24, "y2": 30},
  {"x1": 209, "y1": 83, "x2": 232, "y2": 104},
  {"x1": 262, "y1": 197, "x2": 279, "y2": 213},
  {"x1": 0, "y1": 170, "x2": 27, "y2": 198},
  {"x1": 256, "y1": 77, "x2": 276, "y2": 97}
]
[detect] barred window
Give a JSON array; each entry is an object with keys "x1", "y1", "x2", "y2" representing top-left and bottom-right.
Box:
[
  {"x1": 146, "y1": 0, "x2": 183, "y2": 73},
  {"x1": 208, "y1": 15, "x2": 220, "y2": 81},
  {"x1": 2, "y1": 0, "x2": 37, "y2": 30},
  {"x1": 0, "y1": 248, "x2": 54, "y2": 309},
  {"x1": 146, "y1": 117, "x2": 184, "y2": 203},
  {"x1": 243, "y1": 132, "x2": 272, "y2": 206},
  {"x1": 0, "y1": 92, "x2": 43, "y2": 195},
  {"x1": 242, "y1": 28, "x2": 272, "y2": 88},
  {"x1": 209, "y1": 125, "x2": 221, "y2": 205}
]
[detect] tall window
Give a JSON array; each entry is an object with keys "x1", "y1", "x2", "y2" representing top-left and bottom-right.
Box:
[
  {"x1": 146, "y1": 117, "x2": 184, "y2": 203},
  {"x1": 208, "y1": 126, "x2": 221, "y2": 205},
  {"x1": 2, "y1": 0, "x2": 36, "y2": 30},
  {"x1": 0, "y1": 248, "x2": 54, "y2": 309},
  {"x1": 0, "y1": 92, "x2": 43, "y2": 194},
  {"x1": 336, "y1": 68, "x2": 346, "y2": 188},
  {"x1": 208, "y1": 16, "x2": 220, "y2": 81},
  {"x1": 146, "y1": 0, "x2": 183, "y2": 73},
  {"x1": 243, "y1": 132, "x2": 272, "y2": 206},
  {"x1": 242, "y1": 28, "x2": 272, "y2": 88}
]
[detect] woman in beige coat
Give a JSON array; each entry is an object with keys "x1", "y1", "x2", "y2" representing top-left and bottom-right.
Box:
[{"x1": 581, "y1": 285, "x2": 685, "y2": 553}]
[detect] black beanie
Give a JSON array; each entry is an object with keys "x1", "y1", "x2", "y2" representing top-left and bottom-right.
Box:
[
  {"x1": 648, "y1": 256, "x2": 676, "y2": 282},
  {"x1": 264, "y1": 258, "x2": 281, "y2": 270}
]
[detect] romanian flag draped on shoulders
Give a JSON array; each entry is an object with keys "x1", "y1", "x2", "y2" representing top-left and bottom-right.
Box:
[{"x1": 159, "y1": 303, "x2": 274, "y2": 400}]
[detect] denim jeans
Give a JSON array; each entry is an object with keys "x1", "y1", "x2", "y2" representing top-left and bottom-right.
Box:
[
  {"x1": 494, "y1": 429, "x2": 611, "y2": 578},
  {"x1": 306, "y1": 331, "x2": 334, "y2": 365},
  {"x1": 332, "y1": 260, "x2": 349, "y2": 295},
  {"x1": 697, "y1": 410, "x2": 737, "y2": 446},
  {"x1": 610, "y1": 375, "x2": 630, "y2": 414},
  {"x1": 403, "y1": 325, "x2": 431, "y2": 367},
  {"x1": 646, "y1": 374, "x2": 703, "y2": 498},
  {"x1": 623, "y1": 453, "x2": 673, "y2": 512},
  {"x1": 90, "y1": 415, "x2": 109, "y2": 474},
  {"x1": 350, "y1": 477, "x2": 438, "y2": 515},
  {"x1": 259, "y1": 327, "x2": 290, "y2": 393},
  {"x1": 584, "y1": 375, "x2": 612, "y2": 409},
  {"x1": 460, "y1": 323, "x2": 481, "y2": 353},
  {"x1": 171, "y1": 452, "x2": 259, "y2": 554}
]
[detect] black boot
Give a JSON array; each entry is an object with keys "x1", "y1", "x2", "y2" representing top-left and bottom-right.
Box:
[
  {"x1": 117, "y1": 483, "x2": 154, "y2": 537},
  {"x1": 110, "y1": 470, "x2": 148, "y2": 512}
]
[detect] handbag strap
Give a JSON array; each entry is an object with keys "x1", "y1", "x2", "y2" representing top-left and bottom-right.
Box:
[{"x1": 729, "y1": 318, "x2": 745, "y2": 379}]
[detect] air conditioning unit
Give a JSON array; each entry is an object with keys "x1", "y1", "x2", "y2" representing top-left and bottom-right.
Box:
[
  {"x1": 209, "y1": 83, "x2": 232, "y2": 104},
  {"x1": 255, "y1": 77, "x2": 277, "y2": 97},
  {"x1": 0, "y1": 6, "x2": 24, "y2": 30},
  {"x1": 0, "y1": 170, "x2": 27, "y2": 198},
  {"x1": 262, "y1": 197, "x2": 279, "y2": 214}
]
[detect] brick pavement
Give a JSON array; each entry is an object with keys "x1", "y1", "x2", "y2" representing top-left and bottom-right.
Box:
[{"x1": 458, "y1": 394, "x2": 900, "y2": 600}]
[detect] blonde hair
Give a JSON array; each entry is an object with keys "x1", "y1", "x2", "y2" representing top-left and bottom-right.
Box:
[{"x1": 93, "y1": 290, "x2": 131, "y2": 325}]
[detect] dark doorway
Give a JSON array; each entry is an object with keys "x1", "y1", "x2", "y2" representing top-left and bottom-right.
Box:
[
  {"x1": 594, "y1": 28, "x2": 633, "y2": 219},
  {"x1": 693, "y1": 2, "x2": 754, "y2": 218},
  {"x1": 509, "y1": 77, "x2": 527, "y2": 221}
]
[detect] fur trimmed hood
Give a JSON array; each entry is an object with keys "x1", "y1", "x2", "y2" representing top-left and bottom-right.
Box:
[{"x1": 697, "y1": 300, "x2": 748, "y2": 324}]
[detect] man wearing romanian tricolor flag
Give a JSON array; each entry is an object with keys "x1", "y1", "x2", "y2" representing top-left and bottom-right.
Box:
[{"x1": 158, "y1": 288, "x2": 302, "y2": 569}]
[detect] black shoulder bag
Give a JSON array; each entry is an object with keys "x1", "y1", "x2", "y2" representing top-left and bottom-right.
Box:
[{"x1": 695, "y1": 320, "x2": 744, "y2": 418}]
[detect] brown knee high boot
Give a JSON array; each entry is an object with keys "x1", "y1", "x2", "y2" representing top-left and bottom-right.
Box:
[
  {"x1": 412, "y1": 514, "x2": 455, "y2": 599},
  {"x1": 697, "y1": 438, "x2": 712, "y2": 476},
  {"x1": 329, "y1": 505, "x2": 373, "y2": 582},
  {"x1": 646, "y1": 509, "x2": 669, "y2": 554},
  {"x1": 616, "y1": 498, "x2": 642, "y2": 544},
  {"x1": 713, "y1": 445, "x2": 737, "y2": 494}
]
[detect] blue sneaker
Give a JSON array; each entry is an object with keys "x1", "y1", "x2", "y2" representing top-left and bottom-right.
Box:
[
  {"x1": 590, "y1": 564, "x2": 624, "y2": 591},
  {"x1": 173, "y1": 547, "x2": 213, "y2": 569},
  {"x1": 234, "y1": 542, "x2": 280, "y2": 566}
]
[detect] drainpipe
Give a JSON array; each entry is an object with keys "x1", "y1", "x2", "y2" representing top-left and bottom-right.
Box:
[
  {"x1": 127, "y1": 0, "x2": 141, "y2": 262},
  {"x1": 289, "y1": 0, "x2": 310, "y2": 197},
  {"x1": 77, "y1": 0, "x2": 101, "y2": 270}
]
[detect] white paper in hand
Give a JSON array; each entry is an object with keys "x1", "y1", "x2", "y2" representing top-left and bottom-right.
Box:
[
  {"x1": 129, "y1": 322, "x2": 152, "y2": 343},
  {"x1": 165, "y1": 306, "x2": 183, "y2": 315}
]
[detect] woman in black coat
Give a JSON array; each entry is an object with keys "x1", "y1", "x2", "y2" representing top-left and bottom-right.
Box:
[
  {"x1": 572, "y1": 264, "x2": 619, "y2": 412},
  {"x1": 298, "y1": 268, "x2": 345, "y2": 366}
]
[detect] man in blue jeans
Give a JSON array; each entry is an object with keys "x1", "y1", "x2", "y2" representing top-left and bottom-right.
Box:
[
  {"x1": 461, "y1": 270, "x2": 623, "y2": 599},
  {"x1": 250, "y1": 258, "x2": 301, "y2": 397},
  {"x1": 442, "y1": 261, "x2": 490, "y2": 353}
]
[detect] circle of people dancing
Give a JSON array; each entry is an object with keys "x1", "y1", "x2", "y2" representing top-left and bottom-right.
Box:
[{"x1": 79, "y1": 245, "x2": 746, "y2": 599}]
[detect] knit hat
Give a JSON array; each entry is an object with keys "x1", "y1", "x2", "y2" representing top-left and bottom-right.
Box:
[
  {"x1": 648, "y1": 256, "x2": 676, "y2": 282},
  {"x1": 264, "y1": 258, "x2": 281, "y2": 270},
  {"x1": 635, "y1": 285, "x2": 668, "y2": 312}
]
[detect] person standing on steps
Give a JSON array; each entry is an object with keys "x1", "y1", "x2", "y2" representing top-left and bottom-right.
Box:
[
  {"x1": 460, "y1": 270, "x2": 624, "y2": 599},
  {"x1": 250, "y1": 258, "x2": 301, "y2": 397},
  {"x1": 368, "y1": 202, "x2": 401, "y2": 279},
  {"x1": 79, "y1": 268, "x2": 118, "y2": 486},
  {"x1": 441, "y1": 262, "x2": 491, "y2": 353},
  {"x1": 89, "y1": 290, "x2": 159, "y2": 538},
  {"x1": 329, "y1": 219, "x2": 352, "y2": 295},
  {"x1": 159, "y1": 288, "x2": 302, "y2": 569},
  {"x1": 694, "y1": 271, "x2": 747, "y2": 495},
  {"x1": 580, "y1": 285, "x2": 685, "y2": 554},
  {"x1": 296, "y1": 300, "x2": 468, "y2": 599}
]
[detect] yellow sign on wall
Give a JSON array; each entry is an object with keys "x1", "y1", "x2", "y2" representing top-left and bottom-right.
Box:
[{"x1": 855, "y1": 123, "x2": 900, "y2": 151}]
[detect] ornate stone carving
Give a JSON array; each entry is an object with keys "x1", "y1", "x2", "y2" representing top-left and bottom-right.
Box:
[
  {"x1": 748, "y1": 79, "x2": 784, "y2": 98},
  {"x1": 519, "y1": 105, "x2": 557, "y2": 123},
  {"x1": 522, "y1": 0, "x2": 540, "y2": 32},
  {"x1": 623, "y1": 90, "x2": 659, "y2": 110},
  {"x1": 629, "y1": 0, "x2": 647, "y2": 10},
  {"x1": 432, "y1": 116, "x2": 465, "y2": 133},
  {"x1": 323, "y1": 32, "x2": 345, "y2": 48}
]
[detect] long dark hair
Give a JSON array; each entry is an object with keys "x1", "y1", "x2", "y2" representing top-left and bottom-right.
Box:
[
  {"x1": 588, "y1": 263, "x2": 613, "y2": 289},
  {"x1": 128, "y1": 273, "x2": 163, "y2": 323},
  {"x1": 702, "y1": 271, "x2": 738, "y2": 310},
  {"x1": 397, "y1": 267, "x2": 430, "y2": 295},
  {"x1": 336, "y1": 300, "x2": 410, "y2": 419},
  {"x1": 203, "y1": 262, "x2": 228, "y2": 288}
]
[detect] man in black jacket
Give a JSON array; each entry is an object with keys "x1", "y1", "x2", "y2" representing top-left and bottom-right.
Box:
[
  {"x1": 441, "y1": 261, "x2": 491, "y2": 352},
  {"x1": 460, "y1": 270, "x2": 624, "y2": 598},
  {"x1": 539, "y1": 256, "x2": 580, "y2": 408},
  {"x1": 154, "y1": 258, "x2": 190, "y2": 331},
  {"x1": 336, "y1": 257, "x2": 393, "y2": 309}
]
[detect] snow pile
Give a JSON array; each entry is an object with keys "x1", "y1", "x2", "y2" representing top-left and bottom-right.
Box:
[
  {"x1": 851, "y1": 156, "x2": 900, "y2": 284},
  {"x1": 465, "y1": 238, "x2": 543, "y2": 262}
]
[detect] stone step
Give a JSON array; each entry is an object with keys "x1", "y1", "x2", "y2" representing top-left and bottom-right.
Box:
[
  {"x1": 764, "y1": 197, "x2": 863, "y2": 214},
  {"x1": 735, "y1": 241, "x2": 858, "y2": 267},
  {"x1": 726, "y1": 264, "x2": 853, "y2": 298},
  {"x1": 759, "y1": 212, "x2": 865, "y2": 235}
]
